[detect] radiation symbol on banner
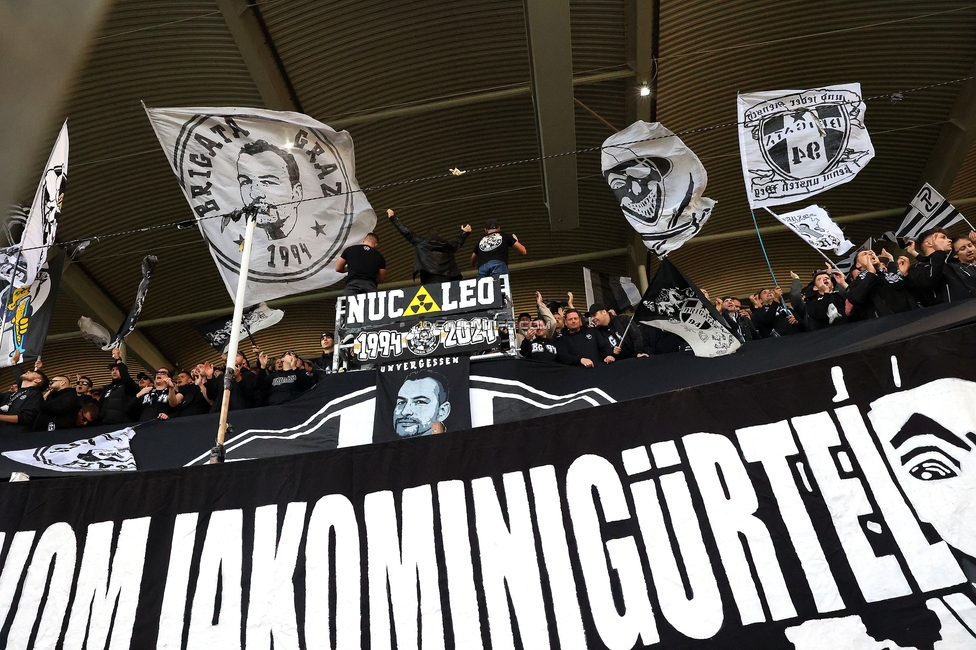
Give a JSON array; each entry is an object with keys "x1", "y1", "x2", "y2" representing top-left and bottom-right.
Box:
[{"x1": 405, "y1": 287, "x2": 440, "y2": 316}]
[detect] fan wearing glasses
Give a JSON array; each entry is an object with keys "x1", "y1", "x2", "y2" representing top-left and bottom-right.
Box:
[
  {"x1": 74, "y1": 375, "x2": 96, "y2": 406},
  {"x1": 131, "y1": 368, "x2": 177, "y2": 421}
]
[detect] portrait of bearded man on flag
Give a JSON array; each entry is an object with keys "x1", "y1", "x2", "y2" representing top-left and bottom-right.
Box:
[
  {"x1": 234, "y1": 140, "x2": 303, "y2": 241},
  {"x1": 146, "y1": 106, "x2": 376, "y2": 304}
]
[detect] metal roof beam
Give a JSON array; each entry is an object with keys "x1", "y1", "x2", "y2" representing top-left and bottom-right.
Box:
[
  {"x1": 216, "y1": 0, "x2": 300, "y2": 112},
  {"x1": 625, "y1": 0, "x2": 657, "y2": 124},
  {"x1": 58, "y1": 261, "x2": 172, "y2": 370},
  {"x1": 330, "y1": 70, "x2": 634, "y2": 127},
  {"x1": 915, "y1": 58, "x2": 976, "y2": 195},
  {"x1": 524, "y1": 0, "x2": 579, "y2": 231}
]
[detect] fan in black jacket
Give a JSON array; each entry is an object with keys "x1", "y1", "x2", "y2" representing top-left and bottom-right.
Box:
[
  {"x1": 34, "y1": 375, "x2": 80, "y2": 431},
  {"x1": 906, "y1": 228, "x2": 976, "y2": 305},
  {"x1": 0, "y1": 365, "x2": 46, "y2": 435},
  {"x1": 99, "y1": 348, "x2": 137, "y2": 425},
  {"x1": 720, "y1": 297, "x2": 760, "y2": 342},
  {"x1": 749, "y1": 287, "x2": 802, "y2": 337},
  {"x1": 846, "y1": 249, "x2": 917, "y2": 319},
  {"x1": 387, "y1": 209, "x2": 472, "y2": 284},
  {"x1": 554, "y1": 310, "x2": 614, "y2": 367}
]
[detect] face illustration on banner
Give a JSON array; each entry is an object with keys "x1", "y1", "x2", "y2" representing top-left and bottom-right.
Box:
[
  {"x1": 394, "y1": 370, "x2": 451, "y2": 437},
  {"x1": 869, "y1": 378, "x2": 976, "y2": 559},
  {"x1": 236, "y1": 140, "x2": 303, "y2": 241},
  {"x1": 149, "y1": 108, "x2": 376, "y2": 301},
  {"x1": 601, "y1": 121, "x2": 715, "y2": 257},
  {"x1": 604, "y1": 155, "x2": 672, "y2": 226}
]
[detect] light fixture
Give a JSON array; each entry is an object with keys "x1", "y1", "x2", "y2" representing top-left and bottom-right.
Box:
[{"x1": 639, "y1": 86, "x2": 651, "y2": 97}]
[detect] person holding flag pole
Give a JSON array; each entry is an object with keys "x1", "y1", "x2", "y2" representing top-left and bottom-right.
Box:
[{"x1": 210, "y1": 212, "x2": 257, "y2": 464}]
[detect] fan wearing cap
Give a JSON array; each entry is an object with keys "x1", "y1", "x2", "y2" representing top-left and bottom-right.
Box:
[
  {"x1": 470, "y1": 219, "x2": 526, "y2": 279},
  {"x1": 589, "y1": 302, "x2": 649, "y2": 359},
  {"x1": 312, "y1": 332, "x2": 336, "y2": 379}
]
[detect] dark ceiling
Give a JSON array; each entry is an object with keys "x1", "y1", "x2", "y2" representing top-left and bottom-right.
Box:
[{"x1": 6, "y1": 0, "x2": 976, "y2": 386}]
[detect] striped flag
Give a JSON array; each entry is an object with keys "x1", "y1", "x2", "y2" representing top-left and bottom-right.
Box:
[
  {"x1": 582, "y1": 267, "x2": 641, "y2": 313},
  {"x1": 894, "y1": 183, "x2": 966, "y2": 241}
]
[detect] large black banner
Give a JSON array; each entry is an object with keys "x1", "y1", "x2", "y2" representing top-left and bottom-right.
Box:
[{"x1": 0, "y1": 311, "x2": 975, "y2": 647}]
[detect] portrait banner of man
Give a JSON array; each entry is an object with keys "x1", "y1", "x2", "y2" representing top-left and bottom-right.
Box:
[
  {"x1": 145, "y1": 106, "x2": 376, "y2": 304},
  {"x1": 372, "y1": 355, "x2": 471, "y2": 443},
  {"x1": 601, "y1": 120, "x2": 716, "y2": 257}
]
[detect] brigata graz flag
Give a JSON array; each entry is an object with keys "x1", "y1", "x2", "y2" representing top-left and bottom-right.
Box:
[
  {"x1": 772, "y1": 204, "x2": 854, "y2": 256},
  {"x1": 602, "y1": 121, "x2": 716, "y2": 257},
  {"x1": 635, "y1": 258, "x2": 741, "y2": 357},
  {"x1": 145, "y1": 106, "x2": 376, "y2": 304},
  {"x1": 738, "y1": 83, "x2": 875, "y2": 208},
  {"x1": 15, "y1": 121, "x2": 68, "y2": 288}
]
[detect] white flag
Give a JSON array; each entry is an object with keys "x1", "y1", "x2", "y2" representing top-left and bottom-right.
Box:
[
  {"x1": 737, "y1": 83, "x2": 874, "y2": 209},
  {"x1": 602, "y1": 121, "x2": 715, "y2": 257},
  {"x1": 2, "y1": 427, "x2": 137, "y2": 472},
  {"x1": 771, "y1": 205, "x2": 853, "y2": 255},
  {"x1": 145, "y1": 106, "x2": 376, "y2": 304},
  {"x1": 16, "y1": 121, "x2": 68, "y2": 288}
]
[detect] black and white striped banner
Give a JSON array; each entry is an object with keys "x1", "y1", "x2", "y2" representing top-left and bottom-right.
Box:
[
  {"x1": 894, "y1": 183, "x2": 967, "y2": 241},
  {"x1": 582, "y1": 267, "x2": 641, "y2": 313}
]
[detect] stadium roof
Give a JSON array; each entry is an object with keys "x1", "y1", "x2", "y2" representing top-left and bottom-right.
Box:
[{"x1": 4, "y1": 0, "x2": 976, "y2": 384}]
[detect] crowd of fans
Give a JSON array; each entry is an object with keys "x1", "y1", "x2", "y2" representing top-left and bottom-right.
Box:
[
  {"x1": 0, "y1": 226, "x2": 972, "y2": 436},
  {"x1": 521, "y1": 227, "x2": 976, "y2": 365}
]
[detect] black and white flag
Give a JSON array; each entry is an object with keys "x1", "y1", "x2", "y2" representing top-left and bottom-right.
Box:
[
  {"x1": 195, "y1": 301, "x2": 284, "y2": 352},
  {"x1": 2, "y1": 427, "x2": 137, "y2": 472},
  {"x1": 103, "y1": 255, "x2": 155, "y2": 350},
  {"x1": 634, "y1": 258, "x2": 741, "y2": 357},
  {"x1": 738, "y1": 83, "x2": 874, "y2": 209},
  {"x1": 602, "y1": 121, "x2": 715, "y2": 257},
  {"x1": 582, "y1": 267, "x2": 641, "y2": 313},
  {"x1": 770, "y1": 204, "x2": 853, "y2": 255},
  {"x1": 145, "y1": 106, "x2": 376, "y2": 304},
  {"x1": 0, "y1": 252, "x2": 63, "y2": 367},
  {"x1": 892, "y1": 183, "x2": 968, "y2": 241},
  {"x1": 4, "y1": 122, "x2": 68, "y2": 288}
]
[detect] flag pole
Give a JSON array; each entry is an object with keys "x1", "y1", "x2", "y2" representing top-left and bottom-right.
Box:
[{"x1": 210, "y1": 214, "x2": 256, "y2": 464}]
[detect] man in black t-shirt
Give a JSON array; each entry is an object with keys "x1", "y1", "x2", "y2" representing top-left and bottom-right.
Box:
[
  {"x1": 131, "y1": 368, "x2": 176, "y2": 421},
  {"x1": 470, "y1": 219, "x2": 526, "y2": 278},
  {"x1": 168, "y1": 370, "x2": 210, "y2": 417},
  {"x1": 336, "y1": 232, "x2": 386, "y2": 295}
]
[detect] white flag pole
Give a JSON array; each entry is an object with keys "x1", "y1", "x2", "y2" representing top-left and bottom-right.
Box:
[{"x1": 210, "y1": 214, "x2": 256, "y2": 463}]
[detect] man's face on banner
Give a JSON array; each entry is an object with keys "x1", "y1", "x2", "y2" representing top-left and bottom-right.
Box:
[
  {"x1": 869, "y1": 378, "x2": 976, "y2": 558},
  {"x1": 394, "y1": 377, "x2": 451, "y2": 437},
  {"x1": 237, "y1": 146, "x2": 303, "y2": 241}
]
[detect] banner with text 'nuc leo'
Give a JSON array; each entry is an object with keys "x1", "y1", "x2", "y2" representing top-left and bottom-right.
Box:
[{"x1": 0, "y1": 322, "x2": 975, "y2": 648}]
